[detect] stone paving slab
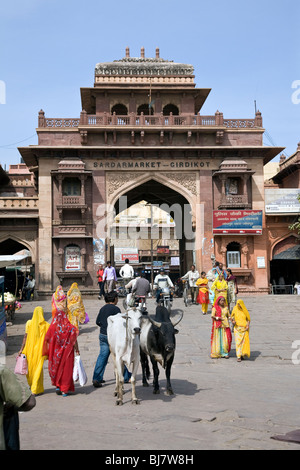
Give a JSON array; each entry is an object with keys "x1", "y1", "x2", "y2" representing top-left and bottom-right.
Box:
[{"x1": 3, "y1": 294, "x2": 300, "y2": 451}]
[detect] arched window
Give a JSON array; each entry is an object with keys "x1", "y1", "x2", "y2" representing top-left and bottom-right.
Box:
[
  {"x1": 65, "y1": 244, "x2": 81, "y2": 271},
  {"x1": 226, "y1": 242, "x2": 241, "y2": 268},
  {"x1": 163, "y1": 104, "x2": 179, "y2": 116},
  {"x1": 137, "y1": 104, "x2": 154, "y2": 115},
  {"x1": 111, "y1": 104, "x2": 128, "y2": 115},
  {"x1": 62, "y1": 177, "x2": 81, "y2": 196}
]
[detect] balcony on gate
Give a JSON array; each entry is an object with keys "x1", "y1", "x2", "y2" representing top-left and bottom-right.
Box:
[
  {"x1": 218, "y1": 194, "x2": 251, "y2": 209},
  {"x1": 214, "y1": 159, "x2": 255, "y2": 210},
  {"x1": 37, "y1": 109, "x2": 263, "y2": 130}
]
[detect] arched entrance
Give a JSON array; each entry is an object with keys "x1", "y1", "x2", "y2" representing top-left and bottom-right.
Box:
[
  {"x1": 110, "y1": 179, "x2": 195, "y2": 283},
  {"x1": 270, "y1": 235, "x2": 300, "y2": 293},
  {"x1": 0, "y1": 237, "x2": 34, "y2": 295}
]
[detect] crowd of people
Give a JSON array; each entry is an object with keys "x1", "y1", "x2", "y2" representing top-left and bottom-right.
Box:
[
  {"x1": 1, "y1": 259, "x2": 251, "y2": 449},
  {"x1": 179, "y1": 260, "x2": 250, "y2": 361}
]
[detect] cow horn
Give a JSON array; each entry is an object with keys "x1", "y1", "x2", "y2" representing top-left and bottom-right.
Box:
[
  {"x1": 170, "y1": 309, "x2": 184, "y2": 326},
  {"x1": 147, "y1": 315, "x2": 162, "y2": 328}
]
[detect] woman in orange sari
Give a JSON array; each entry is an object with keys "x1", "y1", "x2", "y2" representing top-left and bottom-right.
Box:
[
  {"x1": 210, "y1": 296, "x2": 232, "y2": 359},
  {"x1": 51, "y1": 286, "x2": 67, "y2": 319},
  {"x1": 196, "y1": 271, "x2": 210, "y2": 314}
]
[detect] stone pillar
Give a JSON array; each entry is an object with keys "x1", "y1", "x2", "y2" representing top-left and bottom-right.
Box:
[
  {"x1": 38, "y1": 159, "x2": 53, "y2": 292},
  {"x1": 196, "y1": 169, "x2": 214, "y2": 273}
]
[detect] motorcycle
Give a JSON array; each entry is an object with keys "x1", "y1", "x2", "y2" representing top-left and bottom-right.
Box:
[
  {"x1": 123, "y1": 293, "x2": 147, "y2": 313},
  {"x1": 158, "y1": 287, "x2": 173, "y2": 313}
]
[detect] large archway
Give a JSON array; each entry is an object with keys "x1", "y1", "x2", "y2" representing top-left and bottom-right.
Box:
[
  {"x1": 0, "y1": 237, "x2": 34, "y2": 295},
  {"x1": 111, "y1": 179, "x2": 195, "y2": 282}
]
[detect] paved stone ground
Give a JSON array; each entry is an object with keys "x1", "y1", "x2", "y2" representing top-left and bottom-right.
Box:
[{"x1": 3, "y1": 294, "x2": 300, "y2": 451}]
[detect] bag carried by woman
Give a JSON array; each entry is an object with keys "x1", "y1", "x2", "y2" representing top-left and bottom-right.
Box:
[
  {"x1": 14, "y1": 354, "x2": 28, "y2": 375},
  {"x1": 73, "y1": 355, "x2": 87, "y2": 386}
]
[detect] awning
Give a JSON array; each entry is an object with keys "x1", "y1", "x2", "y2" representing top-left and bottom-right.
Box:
[
  {"x1": 0, "y1": 250, "x2": 31, "y2": 268},
  {"x1": 273, "y1": 245, "x2": 300, "y2": 260}
]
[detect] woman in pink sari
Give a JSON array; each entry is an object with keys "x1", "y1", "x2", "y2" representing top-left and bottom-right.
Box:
[
  {"x1": 210, "y1": 296, "x2": 232, "y2": 359},
  {"x1": 44, "y1": 288, "x2": 79, "y2": 396}
]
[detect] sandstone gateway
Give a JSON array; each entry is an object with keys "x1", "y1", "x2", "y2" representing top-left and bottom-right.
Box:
[{"x1": 18, "y1": 48, "x2": 283, "y2": 297}]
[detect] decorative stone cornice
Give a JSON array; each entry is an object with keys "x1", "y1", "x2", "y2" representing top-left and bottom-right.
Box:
[{"x1": 95, "y1": 57, "x2": 194, "y2": 78}]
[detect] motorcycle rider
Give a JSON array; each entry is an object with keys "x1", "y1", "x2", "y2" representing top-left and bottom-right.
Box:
[
  {"x1": 124, "y1": 270, "x2": 141, "y2": 307},
  {"x1": 132, "y1": 271, "x2": 150, "y2": 309},
  {"x1": 154, "y1": 267, "x2": 174, "y2": 303}
]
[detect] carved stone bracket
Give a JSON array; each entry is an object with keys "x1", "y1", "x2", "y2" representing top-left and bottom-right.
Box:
[
  {"x1": 106, "y1": 172, "x2": 137, "y2": 196},
  {"x1": 162, "y1": 172, "x2": 197, "y2": 196}
]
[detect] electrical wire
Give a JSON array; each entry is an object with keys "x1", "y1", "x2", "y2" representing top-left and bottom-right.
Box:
[{"x1": 0, "y1": 134, "x2": 37, "y2": 149}]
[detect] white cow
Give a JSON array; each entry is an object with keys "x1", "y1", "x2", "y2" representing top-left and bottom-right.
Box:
[{"x1": 107, "y1": 307, "x2": 143, "y2": 405}]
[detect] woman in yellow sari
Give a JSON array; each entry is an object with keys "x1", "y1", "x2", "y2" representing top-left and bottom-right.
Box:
[
  {"x1": 231, "y1": 299, "x2": 251, "y2": 362},
  {"x1": 196, "y1": 272, "x2": 210, "y2": 314},
  {"x1": 211, "y1": 272, "x2": 228, "y2": 304},
  {"x1": 67, "y1": 282, "x2": 86, "y2": 329},
  {"x1": 18, "y1": 306, "x2": 50, "y2": 395}
]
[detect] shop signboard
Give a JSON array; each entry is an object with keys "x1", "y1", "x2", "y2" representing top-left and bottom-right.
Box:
[
  {"x1": 65, "y1": 246, "x2": 81, "y2": 270},
  {"x1": 213, "y1": 210, "x2": 263, "y2": 234},
  {"x1": 114, "y1": 248, "x2": 139, "y2": 264},
  {"x1": 265, "y1": 188, "x2": 300, "y2": 214},
  {"x1": 157, "y1": 245, "x2": 170, "y2": 254}
]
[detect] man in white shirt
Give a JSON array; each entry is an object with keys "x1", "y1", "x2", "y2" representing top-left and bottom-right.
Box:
[
  {"x1": 103, "y1": 261, "x2": 117, "y2": 293},
  {"x1": 25, "y1": 275, "x2": 35, "y2": 301},
  {"x1": 181, "y1": 265, "x2": 200, "y2": 304},
  {"x1": 119, "y1": 258, "x2": 135, "y2": 285},
  {"x1": 154, "y1": 268, "x2": 174, "y2": 303}
]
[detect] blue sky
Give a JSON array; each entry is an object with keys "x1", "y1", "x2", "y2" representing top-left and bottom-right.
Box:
[{"x1": 0, "y1": 0, "x2": 299, "y2": 168}]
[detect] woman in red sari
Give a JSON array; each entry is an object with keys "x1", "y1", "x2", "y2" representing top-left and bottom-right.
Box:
[
  {"x1": 44, "y1": 292, "x2": 79, "y2": 396},
  {"x1": 210, "y1": 296, "x2": 232, "y2": 359}
]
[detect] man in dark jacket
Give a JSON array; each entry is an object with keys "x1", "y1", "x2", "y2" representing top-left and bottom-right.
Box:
[{"x1": 92, "y1": 291, "x2": 131, "y2": 387}]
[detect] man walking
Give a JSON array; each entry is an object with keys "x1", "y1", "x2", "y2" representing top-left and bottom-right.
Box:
[
  {"x1": 181, "y1": 264, "x2": 200, "y2": 304},
  {"x1": 97, "y1": 264, "x2": 104, "y2": 299},
  {"x1": 103, "y1": 261, "x2": 117, "y2": 293}
]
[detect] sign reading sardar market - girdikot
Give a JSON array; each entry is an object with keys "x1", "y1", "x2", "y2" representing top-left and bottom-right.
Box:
[
  {"x1": 213, "y1": 210, "x2": 263, "y2": 234},
  {"x1": 92, "y1": 160, "x2": 211, "y2": 169}
]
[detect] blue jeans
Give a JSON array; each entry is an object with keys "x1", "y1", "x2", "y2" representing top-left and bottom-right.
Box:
[{"x1": 93, "y1": 334, "x2": 131, "y2": 383}]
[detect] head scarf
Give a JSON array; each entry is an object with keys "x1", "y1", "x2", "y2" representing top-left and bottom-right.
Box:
[
  {"x1": 67, "y1": 282, "x2": 86, "y2": 328},
  {"x1": 232, "y1": 299, "x2": 250, "y2": 325},
  {"x1": 213, "y1": 296, "x2": 226, "y2": 328},
  {"x1": 23, "y1": 307, "x2": 50, "y2": 360},
  {"x1": 22, "y1": 307, "x2": 50, "y2": 395},
  {"x1": 52, "y1": 285, "x2": 67, "y2": 318}
]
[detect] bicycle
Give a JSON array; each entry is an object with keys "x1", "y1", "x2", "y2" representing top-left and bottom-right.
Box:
[{"x1": 182, "y1": 280, "x2": 191, "y2": 307}]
